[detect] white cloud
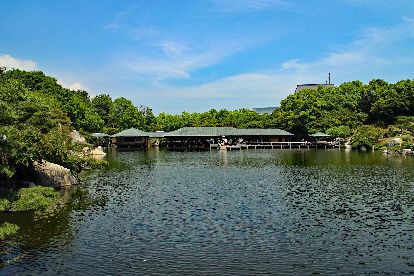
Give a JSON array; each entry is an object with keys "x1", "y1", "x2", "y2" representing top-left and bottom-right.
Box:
[
  {"x1": 0, "y1": 54, "x2": 90, "y2": 92},
  {"x1": 119, "y1": 40, "x2": 248, "y2": 80},
  {"x1": 138, "y1": 18, "x2": 414, "y2": 113},
  {"x1": 58, "y1": 80, "x2": 89, "y2": 91},
  {"x1": 157, "y1": 41, "x2": 187, "y2": 57},
  {"x1": 0, "y1": 54, "x2": 37, "y2": 71},
  {"x1": 404, "y1": 16, "x2": 414, "y2": 34},
  {"x1": 281, "y1": 59, "x2": 308, "y2": 71}
]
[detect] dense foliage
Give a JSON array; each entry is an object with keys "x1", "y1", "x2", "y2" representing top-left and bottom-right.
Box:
[
  {"x1": 1, "y1": 67, "x2": 414, "y2": 181},
  {"x1": 155, "y1": 109, "x2": 273, "y2": 132},
  {"x1": 0, "y1": 69, "x2": 153, "y2": 179}
]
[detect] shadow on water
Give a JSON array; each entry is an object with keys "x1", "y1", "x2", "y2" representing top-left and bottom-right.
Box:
[
  {"x1": 2, "y1": 149, "x2": 414, "y2": 274},
  {"x1": 0, "y1": 186, "x2": 108, "y2": 270}
]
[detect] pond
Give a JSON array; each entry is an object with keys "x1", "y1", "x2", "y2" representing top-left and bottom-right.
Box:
[{"x1": 2, "y1": 149, "x2": 414, "y2": 274}]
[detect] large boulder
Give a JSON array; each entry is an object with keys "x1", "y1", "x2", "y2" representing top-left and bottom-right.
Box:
[
  {"x1": 33, "y1": 161, "x2": 78, "y2": 187},
  {"x1": 90, "y1": 146, "x2": 106, "y2": 156}
]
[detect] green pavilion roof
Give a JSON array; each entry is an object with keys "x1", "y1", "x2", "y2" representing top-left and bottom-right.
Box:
[
  {"x1": 112, "y1": 128, "x2": 149, "y2": 137},
  {"x1": 309, "y1": 132, "x2": 331, "y2": 137},
  {"x1": 164, "y1": 127, "x2": 293, "y2": 137}
]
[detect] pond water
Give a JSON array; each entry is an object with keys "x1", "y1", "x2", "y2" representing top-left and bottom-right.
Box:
[{"x1": 2, "y1": 149, "x2": 414, "y2": 275}]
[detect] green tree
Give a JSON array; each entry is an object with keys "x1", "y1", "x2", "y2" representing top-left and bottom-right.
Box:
[
  {"x1": 62, "y1": 93, "x2": 104, "y2": 132},
  {"x1": 156, "y1": 112, "x2": 182, "y2": 131},
  {"x1": 0, "y1": 79, "x2": 29, "y2": 125},
  {"x1": 370, "y1": 80, "x2": 414, "y2": 125},
  {"x1": 140, "y1": 105, "x2": 157, "y2": 131},
  {"x1": 92, "y1": 94, "x2": 113, "y2": 125},
  {"x1": 109, "y1": 97, "x2": 145, "y2": 130},
  {"x1": 326, "y1": 125, "x2": 351, "y2": 138},
  {"x1": 1, "y1": 69, "x2": 63, "y2": 99},
  {"x1": 0, "y1": 125, "x2": 42, "y2": 178}
]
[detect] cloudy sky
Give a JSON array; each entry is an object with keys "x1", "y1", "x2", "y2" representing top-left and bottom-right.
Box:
[{"x1": 1, "y1": 0, "x2": 413, "y2": 113}]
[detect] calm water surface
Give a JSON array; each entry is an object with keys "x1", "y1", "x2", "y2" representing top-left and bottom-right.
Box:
[{"x1": 2, "y1": 149, "x2": 414, "y2": 275}]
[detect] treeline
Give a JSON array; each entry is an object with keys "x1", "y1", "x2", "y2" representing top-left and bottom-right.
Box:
[
  {"x1": 275, "y1": 79, "x2": 414, "y2": 137},
  {"x1": 157, "y1": 79, "x2": 414, "y2": 137},
  {"x1": 3, "y1": 69, "x2": 414, "y2": 137},
  {"x1": 0, "y1": 69, "x2": 276, "y2": 135},
  {"x1": 1, "y1": 68, "x2": 414, "y2": 179}
]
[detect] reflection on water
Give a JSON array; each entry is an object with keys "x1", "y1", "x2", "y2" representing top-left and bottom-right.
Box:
[{"x1": 2, "y1": 149, "x2": 414, "y2": 274}]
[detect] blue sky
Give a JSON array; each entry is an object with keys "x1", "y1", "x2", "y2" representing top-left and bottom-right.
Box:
[{"x1": 1, "y1": 0, "x2": 414, "y2": 114}]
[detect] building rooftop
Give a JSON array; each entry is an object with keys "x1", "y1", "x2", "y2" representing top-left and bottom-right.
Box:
[
  {"x1": 112, "y1": 128, "x2": 150, "y2": 137},
  {"x1": 253, "y1": 107, "x2": 277, "y2": 114},
  {"x1": 295, "y1": 83, "x2": 334, "y2": 93}
]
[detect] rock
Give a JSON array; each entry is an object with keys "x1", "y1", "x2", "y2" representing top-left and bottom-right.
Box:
[
  {"x1": 402, "y1": 149, "x2": 413, "y2": 155},
  {"x1": 70, "y1": 130, "x2": 86, "y2": 144},
  {"x1": 33, "y1": 160, "x2": 77, "y2": 187},
  {"x1": 388, "y1": 138, "x2": 402, "y2": 147},
  {"x1": 90, "y1": 146, "x2": 106, "y2": 156},
  {"x1": 82, "y1": 147, "x2": 91, "y2": 156}
]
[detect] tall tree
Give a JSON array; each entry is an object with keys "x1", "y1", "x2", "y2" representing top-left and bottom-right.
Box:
[
  {"x1": 92, "y1": 94, "x2": 113, "y2": 125},
  {"x1": 109, "y1": 97, "x2": 145, "y2": 131}
]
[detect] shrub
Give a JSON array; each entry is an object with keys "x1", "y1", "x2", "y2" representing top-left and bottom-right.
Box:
[
  {"x1": 350, "y1": 125, "x2": 384, "y2": 150},
  {"x1": 401, "y1": 141, "x2": 414, "y2": 150},
  {"x1": 384, "y1": 125, "x2": 402, "y2": 138},
  {"x1": 85, "y1": 158, "x2": 108, "y2": 169},
  {"x1": 0, "y1": 222, "x2": 19, "y2": 240},
  {"x1": 0, "y1": 198, "x2": 10, "y2": 212},
  {"x1": 10, "y1": 186, "x2": 59, "y2": 212}
]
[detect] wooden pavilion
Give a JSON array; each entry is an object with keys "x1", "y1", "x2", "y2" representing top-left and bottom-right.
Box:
[
  {"x1": 112, "y1": 128, "x2": 150, "y2": 148},
  {"x1": 163, "y1": 127, "x2": 293, "y2": 149}
]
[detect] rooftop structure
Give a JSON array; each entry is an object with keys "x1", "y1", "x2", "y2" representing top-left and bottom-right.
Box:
[
  {"x1": 253, "y1": 107, "x2": 277, "y2": 114},
  {"x1": 295, "y1": 73, "x2": 335, "y2": 93},
  {"x1": 295, "y1": 83, "x2": 335, "y2": 93}
]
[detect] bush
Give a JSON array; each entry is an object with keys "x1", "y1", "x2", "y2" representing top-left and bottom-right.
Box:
[
  {"x1": 0, "y1": 198, "x2": 10, "y2": 212},
  {"x1": 401, "y1": 141, "x2": 414, "y2": 150},
  {"x1": 85, "y1": 158, "x2": 108, "y2": 169},
  {"x1": 384, "y1": 125, "x2": 402, "y2": 138},
  {"x1": 0, "y1": 222, "x2": 19, "y2": 240},
  {"x1": 10, "y1": 186, "x2": 59, "y2": 212},
  {"x1": 350, "y1": 125, "x2": 384, "y2": 150}
]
